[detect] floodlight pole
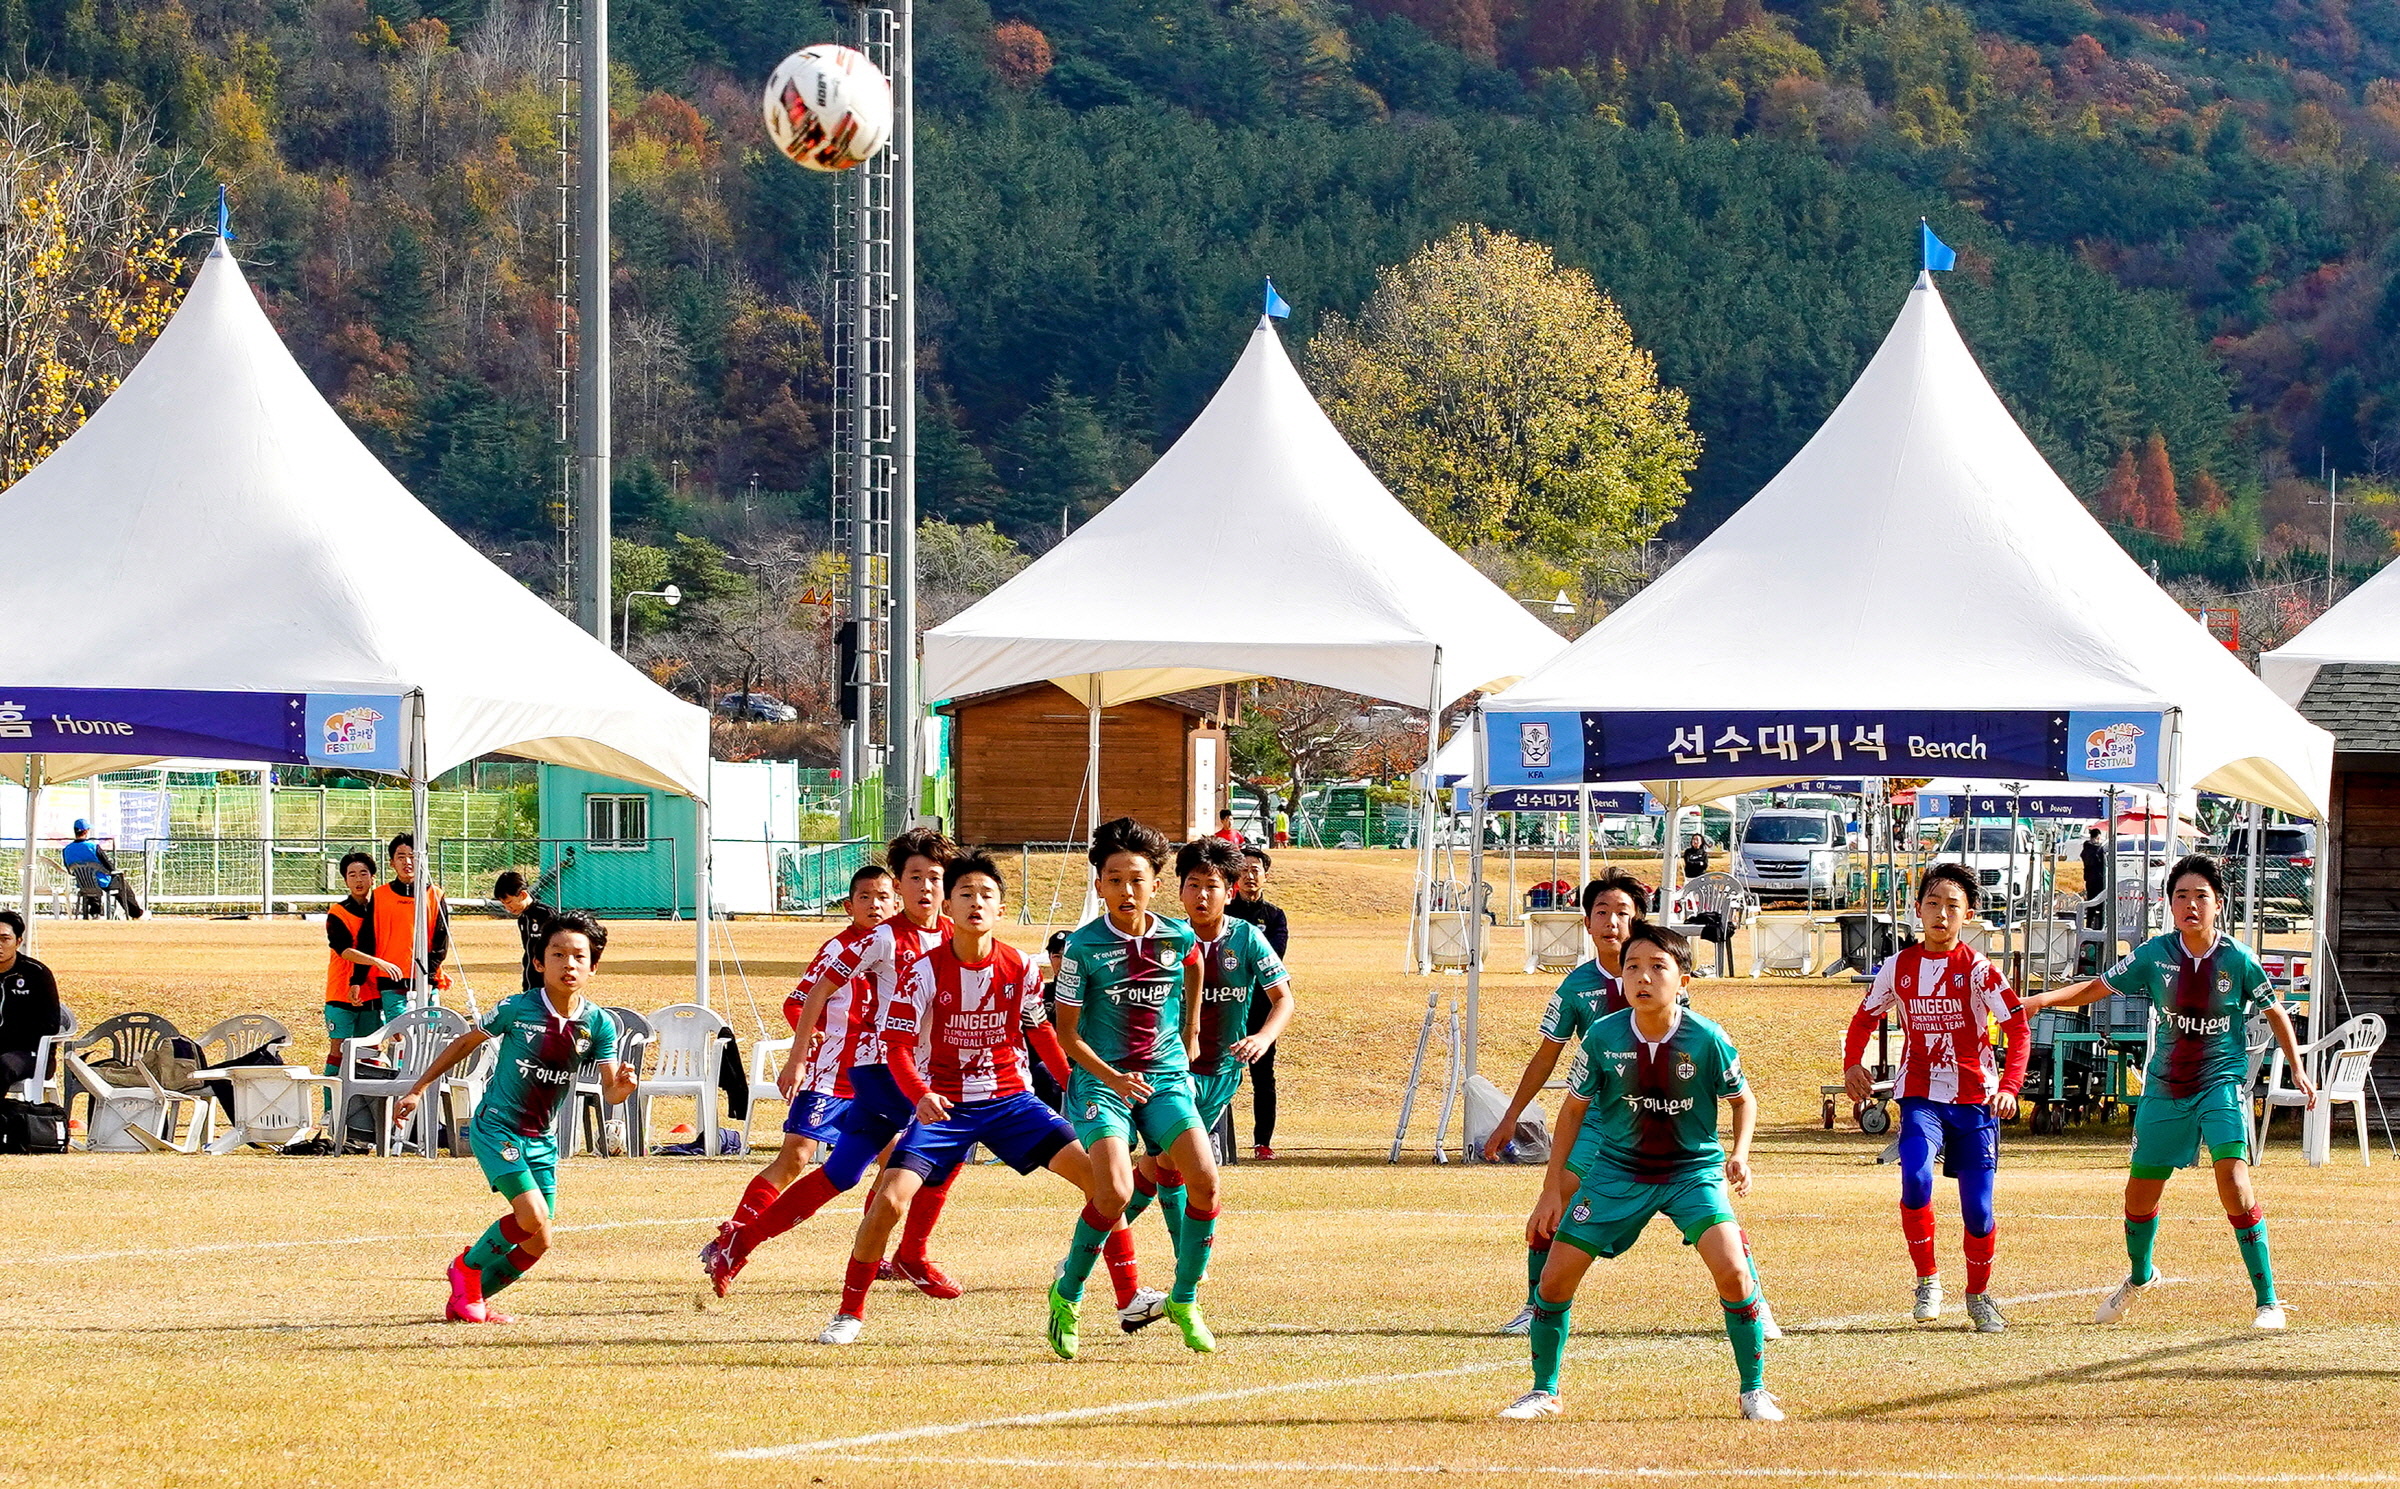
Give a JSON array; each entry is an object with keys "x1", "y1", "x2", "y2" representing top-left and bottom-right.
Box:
[
  {"x1": 886, "y1": 0, "x2": 917, "y2": 834},
  {"x1": 572, "y1": 0, "x2": 611, "y2": 642}
]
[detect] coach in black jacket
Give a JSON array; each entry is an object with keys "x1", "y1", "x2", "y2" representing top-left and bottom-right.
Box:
[{"x1": 0, "y1": 910, "x2": 64, "y2": 1093}]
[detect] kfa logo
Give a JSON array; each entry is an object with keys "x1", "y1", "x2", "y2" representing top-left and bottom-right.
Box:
[{"x1": 1519, "y1": 721, "x2": 1552, "y2": 769}]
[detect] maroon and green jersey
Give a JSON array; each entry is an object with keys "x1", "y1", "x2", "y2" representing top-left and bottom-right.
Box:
[
  {"x1": 1191, "y1": 917, "x2": 1289, "y2": 1074},
  {"x1": 1054, "y1": 912, "x2": 1200, "y2": 1075},
  {"x1": 1564, "y1": 1006, "x2": 1746, "y2": 1184},
  {"x1": 472, "y1": 990, "x2": 620, "y2": 1139},
  {"x1": 2102, "y1": 932, "x2": 2273, "y2": 1099}
]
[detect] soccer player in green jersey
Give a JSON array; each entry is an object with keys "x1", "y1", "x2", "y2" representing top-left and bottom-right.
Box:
[
  {"x1": 1485, "y1": 870, "x2": 1644, "y2": 1334},
  {"x1": 397, "y1": 911, "x2": 636, "y2": 1323},
  {"x1": 2022, "y1": 853, "x2": 2314, "y2": 1329},
  {"x1": 1499, "y1": 922, "x2": 1780, "y2": 1423},
  {"x1": 1047, "y1": 816, "x2": 1216, "y2": 1358}
]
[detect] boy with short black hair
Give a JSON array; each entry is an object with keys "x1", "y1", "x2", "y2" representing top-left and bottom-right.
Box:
[
  {"x1": 323, "y1": 852, "x2": 404, "y2": 1084},
  {"x1": 368, "y1": 833, "x2": 450, "y2": 1000},
  {"x1": 2024, "y1": 853, "x2": 2313, "y2": 1330},
  {"x1": 1501, "y1": 922, "x2": 1779, "y2": 1423},
  {"x1": 1227, "y1": 845, "x2": 1288, "y2": 1159},
  {"x1": 494, "y1": 871, "x2": 557, "y2": 993},
  {"x1": 1842, "y1": 862, "x2": 2029, "y2": 1331},
  {"x1": 0, "y1": 909, "x2": 63, "y2": 1097},
  {"x1": 399, "y1": 911, "x2": 635, "y2": 1322}
]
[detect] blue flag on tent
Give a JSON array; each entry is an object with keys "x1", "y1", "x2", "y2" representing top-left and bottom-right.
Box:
[
  {"x1": 1264, "y1": 279, "x2": 1291, "y2": 319},
  {"x1": 216, "y1": 185, "x2": 236, "y2": 242},
  {"x1": 1920, "y1": 219, "x2": 1954, "y2": 272}
]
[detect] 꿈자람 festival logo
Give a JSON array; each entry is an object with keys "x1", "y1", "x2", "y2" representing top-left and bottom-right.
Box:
[
  {"x1": 1519, "y1": 721, "x2": 1552, "y2": 769},
  {"x1": 2082, "y1": 720, "x2": 2144, "y2": 773},
  {"x1": 320, "y1": 704, "x2": 384, "y2": 758}
]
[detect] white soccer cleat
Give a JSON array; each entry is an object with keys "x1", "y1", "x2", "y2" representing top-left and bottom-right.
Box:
[
  {"x1": 1755, "y1": 1295, "x2": 1783, "y2": 1342},
  {"x1": 1117, "y1": 1287, "x2": 1169, "y2": 1334},
  {"x1": 815, "y1": 1312, "x2": 864, "y2": 1345},
  {"x1": 2093, "y1": 1276, "x2": 2148, "y2": 1324},
  {"x1": 1912, "y1": 1276, "x2": 1943, "y2": 1322},
  {"x1": 1739, "y1": 1388, "x2": 1785, "y2": 1422},
  {"x1": 1964, "y1": 1293, "x2": 2006, "y2": 1333},
  {"x1": 2254, "y1": 1303, "x2": 2288, "y2": 1331},
  {"x1": 1498, "y1": 1303, "x2": 1537, "y2": 1337},
  {"x1": 1498, "y1": 1389, "x2": 1562, "y2": 1420}
]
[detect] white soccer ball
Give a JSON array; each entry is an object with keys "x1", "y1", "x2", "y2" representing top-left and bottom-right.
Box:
[{"x1": 762, "y1": 44, "x2": 892, "y2": 172}]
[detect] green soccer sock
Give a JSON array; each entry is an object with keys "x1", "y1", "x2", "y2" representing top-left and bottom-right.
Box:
[
  {"x1": 463, "y1": 1216, "x2": 518, "y2": 1273},
  {"x1": 1158, "y1": 1172, "x2": 1189, "y2": 1248},
  {"x1": 1723, "y1": 1292, "x2": 1767, "y2": 1393},
  {"x1": 1529, "y1": 1299, "x2": 1571, "y2": 1396},
  {"x1": 1121, "y1": 1176, "x2": 1157, "y2": 1226},
  {"x1": 2230, "y1": 1205, "x2": 2276, "y2": 1306},
  {"x1": 2125, "y1": 1210, "x2": 2161, "y2": 1286},
  {"x1": 1171, "y1": 1204, "x2": 1218, "y2": 1303},
  {"x1": 1057, "y1": 1204, "x2": 1113, "y2": 1303},
  {"x1": 1525, "y1": 1242, "x2": 1551, "y2": 1308}
]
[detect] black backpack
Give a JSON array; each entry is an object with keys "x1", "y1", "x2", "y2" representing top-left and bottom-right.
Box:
[{"x1": 0, "y1": 1098, "x2": 70, "y2": 1154}]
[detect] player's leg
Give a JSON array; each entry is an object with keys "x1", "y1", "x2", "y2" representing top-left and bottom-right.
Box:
[
  {"x1": 1154, "y1": 1086, "x2": 1221, "y2": 1352},
  {"x1": 889, "y1": 1164, "x2": 962, "y2": 1297},
  {"x1": 455, "y1": 1148, "x2": 555, "y2": 1324},
  {"x1": 2200, "y1": 1082, "x2": 2280, "y2": 1325},
  {"x1": 1895, "y1": 1097, "x2": 1942, "y2": 1319},
  {"x1": 2100, "y1": 1092, "x2": 2188, "y2": 1322},
  {"x1": 1249, "y1": 1041, "x2": 1278, "y2": 1158},
  {"x1": 1499, "y1": 1195, "x2": 1611, "y2": 1419},
  {"x1": 1048, "y1": 1115, "x2": 1133, "y2": 1361},
  {"x1": 1951, "y1": 1104, "x2": 2004, "y2": 1332},
  {"x1": 1696, "y1": 1221, "x2": 1778, "y2": 1420},
  {"x1": 1034, "y1": 1115, "x2": 1148, "y2": 1314},
  {"x1": 714, "y1": 1081, "x2": 898, "y2": 1291},
  {"x1": 821, "y1": 1163, "x2": 926, "y2": 1344}
]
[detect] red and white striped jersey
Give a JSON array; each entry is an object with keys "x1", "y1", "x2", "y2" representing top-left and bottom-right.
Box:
[
  {"x1": 1855, "y1": 943, "x2": 2025, "y2": 1104},
  {"x1": 818, "y1": 912, "x2": 951, "y2": 1070},
  {"x1": 789, "y1": 921, "x2": 881, "y2": 1098},
  {"x1": 884, "y1": 940, "x2": 1050, "y2": 1103}
]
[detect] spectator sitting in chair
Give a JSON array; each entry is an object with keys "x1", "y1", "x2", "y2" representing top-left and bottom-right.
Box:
[
  {"x1": 495, "y1": 872, "x2": 557, "y2": 993},
  {"x1": 60, "y1": 821, "x2": 113, "y2": 919},
  {"x1": 0, "y1": 910, "x2": 64, "y2": 1096}
]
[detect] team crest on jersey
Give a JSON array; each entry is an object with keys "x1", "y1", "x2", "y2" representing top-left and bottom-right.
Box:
[
  {"x1": 1570, "y1": 1199, "x2": 1590, "y2": 1223},
  {"x1": 1085, "y1": 1102, "x2": 1100, "y2": 1119},
  {"x1": 1222, "y1": 950, "x2": 1239, "y2": 971},
  {"x1": 2217, "y1": 973, "x2": 2232, "y2": 994},
  {"x1": 1675, "y1": 1055, "x2": 1696, "y2": 1082},
  {"x1": 499, "y1": 1143, "x2": 521, "y2": 1163}
]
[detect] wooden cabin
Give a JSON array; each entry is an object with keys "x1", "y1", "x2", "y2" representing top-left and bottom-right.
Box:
[
  {"x1": 940, "y1": 684, "x2": 1228, "y2": 847},
  {"x1": 2295, "y1": 662, "x2": 2400, "y2": 1098}
]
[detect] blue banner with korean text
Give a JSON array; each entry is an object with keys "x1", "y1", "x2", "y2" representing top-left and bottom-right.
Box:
[
  {"x1": 1484, "y1": 710, "x2": 2169, "y2": 788},
  {"x1": 1479, "y1": 786, "x2": 1652, "y2": 814},
  {"x1": 1918, "y1": 793, "x2": 2109, "y2": 820}
]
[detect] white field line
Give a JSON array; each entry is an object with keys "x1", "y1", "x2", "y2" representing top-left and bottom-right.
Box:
[
  {"x1": 721, "y1": 1281, "x2": 2135, "y2": 1462},
  {"x1": 789, "y1": 1456, "x2": 2400, "y2": 1485},
  {"x1": 25, "y1": 1215, "x2": 727, "y2": 1265}
]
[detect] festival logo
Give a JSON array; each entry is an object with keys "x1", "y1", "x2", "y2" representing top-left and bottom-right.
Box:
[
  {"x1": 320, "y1": 704, "x2": 384, "y2": 758},
  {"x1": 1520, "y1": 721, "x2": 1552, "y2": 769},
  {"x1": 2082, "y1": 721, "x2": 2145, "y2": 774}
]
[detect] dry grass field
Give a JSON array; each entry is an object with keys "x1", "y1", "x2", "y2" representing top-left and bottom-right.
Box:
[{"x1": 4, "y1": 850, "x2": 2394, "y2": 1487}]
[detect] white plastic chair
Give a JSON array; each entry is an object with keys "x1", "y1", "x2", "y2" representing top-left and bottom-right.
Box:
[
  {"x1": 2261, "y1": 1013, "x2": 2385, "y2": 1166},
  {"x1": 10, "y1": 1003, "x2": 76, "y2": 1104},
  {"x1": 557, "y1": 1008, "x2": 652, "y2": 1158},
  {"x1": 131, "y1": 1064, "x2": 217, "y2": 1153},
  {"x1": 59, "y1": 1053, "x2": 180, "y2": 1152},
  {"x1": 1747, "y1": 914, "x2": 1814, "y2": 977},
  {"x1": 638, "y1": 1003, "x2": 731, "y2": 1156},
  {"x1": 746, "y1": 1035, "x2": 795, "y2": 1145},
  {"x1": 1423, "y1": 914, "x2": 1482, "y2": 972},
  {"x1": 338, "y1": 1007, "x2": 472, "y2": 1157},
  {"x1": 1521, "y1": 913, "x2": 1588, "y2": 974},
  {"x1": 1674, "y1": 873, "x2": 1755, "y2": 978}
]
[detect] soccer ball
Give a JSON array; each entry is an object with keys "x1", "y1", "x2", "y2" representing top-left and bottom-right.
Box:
[{"x1": 762, "y1": 44, "x2": 892, "y2": 172}]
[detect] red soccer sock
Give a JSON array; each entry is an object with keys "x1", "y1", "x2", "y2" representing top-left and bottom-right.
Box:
[
  {"x1": 734, "y1": 1167, "x2": 841, "y2": 1260},
  {"x1": 894, "y1": 1168, "x2": 957, "y2": 1267},
  {"x1": 1964, "y1": 1227, "x2": 1996, "y2": 1295},
  {"x1": 839, "y1": 1254, "x2": 878, "y2": 1319},
  {"x1": 731, "y1": 1172, "x2": 782, "y2": 1228},
  {"x1": 1104, "y1": 1225, "x2": 1141, "y2": 1308},
  {"x1": 1902, "y1": 1203, "x2": 1938, "y2": 1280}
]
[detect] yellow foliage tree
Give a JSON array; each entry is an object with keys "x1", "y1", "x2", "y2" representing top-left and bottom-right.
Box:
[
  {"x1": 0, "y1": 87, "x2": 187, "y2": 488},
  {"x1": 1305, "y1": 224, "x2": 1700, "y2": 568}
]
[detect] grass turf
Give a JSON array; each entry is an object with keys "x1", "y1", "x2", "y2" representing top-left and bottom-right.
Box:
[{"x1": 3, "y1": 873, "x2": 2391, "y2": 1487}]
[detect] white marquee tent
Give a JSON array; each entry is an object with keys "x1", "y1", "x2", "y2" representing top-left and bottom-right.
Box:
[
  {"x1": 0, "y1": 241, "x2": 713, "y2": 995},
  {"x1": 2260, "y1": 559, "x2": 2400, "y2": 703}
]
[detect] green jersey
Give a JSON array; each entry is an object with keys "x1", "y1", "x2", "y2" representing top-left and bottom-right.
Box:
[
  {"x1": 473, "y1": 990, "x2": 619, "y2": 1139},
  {"x1": 1537, "y1": 959, "x2": 1626, "y2": 1046},
  {"x1": 1054, "y1": 912, "x2": 1200, "y2": 1075},
  {"x1": 1192, "y1": 917, "x2": 1289, "y2": 1074},
  {"x1": 2102, "y1": 932, "x2": 2273, "y2": 1099},
  {"x1": 1565, "y1": 1006, "x2": 1746, "y2": 1184}
]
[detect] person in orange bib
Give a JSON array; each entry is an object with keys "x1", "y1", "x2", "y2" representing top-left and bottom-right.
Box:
[
  {"x1": 367, "y1": 832, "x2": 452, "y2": 1003},
  {"x1": 324, "y1": 851, "x2": 406, "y2": 1076}
]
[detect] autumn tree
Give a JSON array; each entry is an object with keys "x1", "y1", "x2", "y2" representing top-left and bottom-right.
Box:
[
  {"x1": 1305, "y1": 225, "x2": 1700, "y2": 567},
  {"x1": 0, "y1": 86, "x2": 187, "y2": 487},
  {"x1": 1230, "y1": 682, "x2": 1383, "y2": 817},
  {"x1": 2190, "y1": 469, "x2": 2230, "y2": 516},
  {"x1": 2136, "y1": 431, "x2": 2181, "y2": 542},
  {"x1": 2097, "y1": 446, "x2": 2148, "y2": 531}
]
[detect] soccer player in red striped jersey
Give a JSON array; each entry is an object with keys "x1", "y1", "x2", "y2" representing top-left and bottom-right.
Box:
[
  {"x1": 817, "y1": 852, "x2": 1110, "y2": 1344},
  {"x1": 1842, "y1": 863, "x2": 2030, "y2": 1331},
  {"x1": 700, "y1": 865, "x2": 895, "y2": 1274},
  {"x1": 704, "y1": 830, "x2": 961, "y2": 1298}
]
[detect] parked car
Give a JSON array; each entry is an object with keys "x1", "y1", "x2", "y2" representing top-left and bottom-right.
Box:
[
  {"x1": 1732, "y1": 807, "x2": 1852, "y2": 903},
  {"x1": 1931, "y1": 823, "x2": 2037, "y2": 910},
  {"x1": 713, "y1": 691, "x2": 799, "y2": 723},
  {"x1": 2218, "y1": 822, "x2": 2316, "y2": 923}
]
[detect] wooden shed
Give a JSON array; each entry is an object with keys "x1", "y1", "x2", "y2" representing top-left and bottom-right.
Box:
[
  {"x1": 2294, "y1": 662, "x2": 2400, "y2": 1098},
  {"x1": 940, "y1": 684, "x2": 1229, "y2": 847}
]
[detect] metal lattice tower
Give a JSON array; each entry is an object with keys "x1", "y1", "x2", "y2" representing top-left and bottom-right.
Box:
[
  {"x1": 830, "y1": 0, "x2": 898, "y2": 826},
  {"x1": 552, "y1": 0, "x2": 576, "y2": 604}
]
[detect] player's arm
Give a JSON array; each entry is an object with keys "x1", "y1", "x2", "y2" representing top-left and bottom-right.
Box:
[
  {"x1": 1227, "y1": 977, "x2": 1294, "y2": 1065},
  {"x1": 328, "y1": 915, "x2": 404, "y2": 982},
  {"x1": 597, "y1": 1059, "x2": 638, "y2": 1105},
  {"x1": 1020, "y1": 966, "x2": 1073, "y2": 1088},
  {"x1": 392, "y1": 1028, "x2": 491, "y2": 1122},
  {"x1": 2020, "y1": 975, "x2": 2114, "y2": 1012},
  {"x1": 774, "y1": 999, "x2": 814, "y2": 1098},
  {"x1": 1180, "y1": 946, "x2": 1203, "y2": 1065},
  {"x1": 2262, "y1": 1001, "x2": 2317, "y2": 1108},
  {"x1": 1483, "y1": 1036, "x2": 1567, "y2": 1164},
  {"x1": 1051, "y1": 1000, "x2": 1151, "y2": 1103},
  {"x1": 885, "y1": 963, "x2": 948, "y2": 1121},
  {"x1": 1723, "y1": 1086, "x2": 1756, "y2": 1197},
  {"x1": 1529, "y1": 1092, "x2": 1590, "y2": 1244},
  {"x1": 790, "y1": 939, "x2": 869, "y2": 1072},
  {"x1": 1842, "y1": 965, "x2": 1897, "y2": 1102}
]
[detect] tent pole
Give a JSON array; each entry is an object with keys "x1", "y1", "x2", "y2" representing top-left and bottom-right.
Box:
[
  {"x1": 2104, "y1": 787, "x2": 2119, "y2": 962},
  {"x1": 694, "y1": 791, "x2": 712, "y2": 1010},
  {"x1": 1416, "y1": 648, "x2": 1442, "y2": 976},
  {"x1": 19, "y1": 759, "x2": 41, "y2": 945},
  {"x1": 1463, "y1": 702, "x2": 1485, "y2": 1098},
  {"x1": 259, "y1": 768, "x2": 274, "y2": 919},
  {"x1": 409, "y1": 691, "x2": 432, "y2": 1010},
  {"x1": 1577, "y1": 785, "x2": 1591, "y2": 891},
  {"x1": 1086, "y1": 692, "x2": 1101, "y2": 842},
  {"x1": 2243, "y1": 802, "x2": 2264, "y2": 965}
]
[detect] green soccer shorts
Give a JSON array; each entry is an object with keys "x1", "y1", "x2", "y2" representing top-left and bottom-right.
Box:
[
  {"x1": 1068, "y1": 1068, "x2": 1205, "y2": 1156},
  {"x1": 1554, "y1": 1167, "x2": 1739, "y2": 1260},
  {"x1": 2130, "y1": 1082, "x2": 2250, "y2": 1178},
  {"x1": 469, "y1": 1124, "x2": 559, "y2": 1207},
  {"x1": 322, "y1": 994, "x2": 404, "y2": 1045},
  {"x1": 1190, "y1": 1067, "x2": 1245, "y2": 1132}
]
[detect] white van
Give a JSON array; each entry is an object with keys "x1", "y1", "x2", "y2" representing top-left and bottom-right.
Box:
[
  {"x1": 1932, "y1": 822, "x2": 2037, "y2": 908},
  {"x1": 1733, "y1": 808, "x2": 1851, "y2": 901}
]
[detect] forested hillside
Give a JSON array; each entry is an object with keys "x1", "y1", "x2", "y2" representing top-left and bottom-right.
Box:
[{"x1": 6, "y1": 0, "x2": 2400, "y2": 604}]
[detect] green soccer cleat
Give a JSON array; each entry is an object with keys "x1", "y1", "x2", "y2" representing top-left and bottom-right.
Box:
[
  {"x1": 1165, "y1": 1299, "x2": 1217, "y2": 1354},
  {"x1": 1045, "y1": 1283, "x2": 1081, "y2": 1360}
]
